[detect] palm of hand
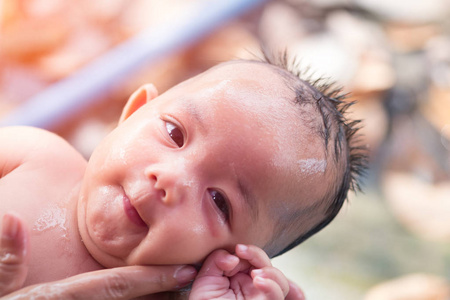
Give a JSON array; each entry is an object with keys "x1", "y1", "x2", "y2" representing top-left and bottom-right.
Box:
[{"x1": 190, "y1": 271, "x2": 263, "y2": 300}]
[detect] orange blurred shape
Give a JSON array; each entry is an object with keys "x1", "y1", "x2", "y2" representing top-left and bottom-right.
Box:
[{"x1": 1, "y1": 0, "x2": 70, "y2": 62}]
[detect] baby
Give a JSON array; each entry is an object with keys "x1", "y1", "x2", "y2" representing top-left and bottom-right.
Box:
[{"x1": 0, "y1": 52, "x2": 366, "y2": 298}]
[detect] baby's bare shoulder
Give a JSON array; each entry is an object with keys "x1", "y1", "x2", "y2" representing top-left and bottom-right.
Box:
[{"x1": 0, "y1": 126, "x2": 86, "y2": 177}]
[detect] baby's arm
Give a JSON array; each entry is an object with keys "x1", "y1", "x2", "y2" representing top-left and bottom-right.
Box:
[
  {"x1": 0, "y1": 126, "x2": 86, "y2": 179},
  {"x1": 0, "y1": 127, "x2": 77, "y2": 179},
  {"x1": 0, "y1": 127, "x2": 87, "y2": 219},
  {"x1": 0, "y1": 127, "x2": 30, "y2": 178},
  {"x1": 189, "y1": 244, "x2": 304, "y2": 300}
]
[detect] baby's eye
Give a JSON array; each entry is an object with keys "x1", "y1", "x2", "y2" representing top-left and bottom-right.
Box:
[
  {"x1": 209, "y1": 189, "x2": 230, "y2": 223},
  {"x1": 165, "y1": 121, "x2": 184, "y2": 148}
]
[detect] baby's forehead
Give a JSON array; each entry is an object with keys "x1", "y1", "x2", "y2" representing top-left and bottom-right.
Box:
[
  {"x1": 205, "y1": 60, "x2": 291, "y2": 86},
  {"x1": 182, "y1": 60, "x2": 328, "y2": 163},
  {"x1": 186, "y1": 61, "x2": 298, "y2": 112}
]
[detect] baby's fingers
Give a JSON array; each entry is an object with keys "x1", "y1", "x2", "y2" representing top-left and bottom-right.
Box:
[
  {"x1": 286, "y1": 280, "x2": 306, "y2": 300},
  {"x1": 252, "y1": 267, "x2": 289, "y2": 297},
  {"x1": 235, "y1": 244, "x2": 272, "y2": 269},
  {"x1": 196, "y1": 249, "x2": 240, "y2": 278},
  {"x1": 252, "y1": 276, "x2": 285, "y2": 299}
]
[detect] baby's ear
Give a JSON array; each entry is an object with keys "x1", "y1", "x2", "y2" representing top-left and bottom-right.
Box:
[{"x1": 119, "y1": 84, "x2": 159, "y2": 123}]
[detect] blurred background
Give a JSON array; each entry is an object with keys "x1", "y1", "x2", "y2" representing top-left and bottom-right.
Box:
[{"x1": 0, "y1": 0, "x2": 449, "y2": 299}]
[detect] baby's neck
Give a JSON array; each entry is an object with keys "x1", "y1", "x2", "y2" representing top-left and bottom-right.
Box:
[
  {"x1": 66, "y1": 181, "x2": 105, "y2": 269},
  {"x1": 25, "y1": 181, "x2": 104, "y2": 285}
]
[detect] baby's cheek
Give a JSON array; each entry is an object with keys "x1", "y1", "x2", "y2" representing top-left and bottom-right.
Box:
[
  {"x1": 146, "y1": 222, "x2": 219, "y2": 265},
  {"x1": 167, "y1": 232, "x2": 215, "y2": 264}
]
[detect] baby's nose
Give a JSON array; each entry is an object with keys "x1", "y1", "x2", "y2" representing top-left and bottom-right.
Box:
[
  {"x1": 146, "y1": 173, "x2": 168, "y2": 202},
  {"x1": 145, "y1": 167, "x2": 189, "y2": 206}
]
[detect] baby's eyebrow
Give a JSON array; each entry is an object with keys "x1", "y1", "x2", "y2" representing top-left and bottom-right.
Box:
[
  {"x1": 237, "y1": 178, "x2": 258, "y2": 220},
  {"x1": 185, "y1": 102, "x2": 206, "y2": 133}
]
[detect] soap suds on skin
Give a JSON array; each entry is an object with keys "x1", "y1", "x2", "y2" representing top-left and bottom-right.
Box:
[
  {"x1": 298, "y1": 158, "x2": 327, "y2": 175},
  {"x1": 33, "y1": 204, "x2": 68, "y2": 238}
]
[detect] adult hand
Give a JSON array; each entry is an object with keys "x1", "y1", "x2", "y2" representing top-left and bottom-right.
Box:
[
  {"x1": 4, "y1": 265, "x2": 196, "y2": 300},
  {"x1": 0, "y1": 213, "x2": 197, "y2": 300},
  {"x1": 0, "y1": 213, "x2": 29, "y2": 296}
]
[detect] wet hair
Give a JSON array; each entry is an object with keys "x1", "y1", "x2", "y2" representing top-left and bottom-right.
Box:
[{"x1": 255, "y1": 49, "x2": 369, "y2": 257}]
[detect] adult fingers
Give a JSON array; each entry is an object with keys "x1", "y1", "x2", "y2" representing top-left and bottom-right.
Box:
[
  {"x1": 0, "y1": 213, "x2": 29, "y2": 296},
  {"x1": 3, "y1": 264, "x2": 197, "y2": 300}
]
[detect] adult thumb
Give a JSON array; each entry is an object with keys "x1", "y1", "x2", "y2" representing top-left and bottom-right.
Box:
[{"x1": 0, "y1": 213, "x2": 30, "y2": 296}]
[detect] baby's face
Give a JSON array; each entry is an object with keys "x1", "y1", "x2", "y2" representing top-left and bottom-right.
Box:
[{"x1": 78, "y1": 62, "x2": 328, "y2": 267}]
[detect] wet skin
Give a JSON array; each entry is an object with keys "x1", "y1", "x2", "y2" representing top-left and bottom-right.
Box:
[{"x1": 77, "y1": 62, "x2": 329, "y2": 268}]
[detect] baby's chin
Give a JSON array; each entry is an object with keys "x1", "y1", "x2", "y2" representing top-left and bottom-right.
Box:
[
  {"x1": 79, "y1": 237, "x2": 129, "y2": 269},
  {"x1": 77, "y1": 197, "x2": 155, "y2": 267},
  {"x1": 91, "y1": 246, "x2": 205, "y2": 269},
  {"x1": 77, "y1": 215, "x2": 137, "y2": 268},
  {"x1": 79, "y1": 226, "x2": 208, "y2": 269}
]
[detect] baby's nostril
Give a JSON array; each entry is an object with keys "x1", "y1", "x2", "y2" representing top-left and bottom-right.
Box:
[{"x1": 147, "y1": 172, "x2": 168, "y2": 201}]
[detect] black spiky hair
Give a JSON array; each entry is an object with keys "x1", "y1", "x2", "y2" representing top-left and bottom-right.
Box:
[{"x1": 257, "y1": 48, "x2": 369, "y2": 256}]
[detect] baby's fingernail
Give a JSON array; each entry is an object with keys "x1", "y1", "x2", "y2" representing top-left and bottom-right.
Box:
[
  {"x1": 174, "y1": 266, "x2": 197, "y2": 285},
  {"x1": 2, "y1": 214, "x2": 19, "y2": 240},
  {"x1": 254, "y1": 276, "x2": 267, "y2": 285},
  {"x1": 236, "y1": 244, "x2": 248, "y2": 252},
  {"x1": 252, "y1": 269, "x2": 264, "y2": 277},
  {"x1": 225, "y1": 254, "x2": 239, "y2": 264}
]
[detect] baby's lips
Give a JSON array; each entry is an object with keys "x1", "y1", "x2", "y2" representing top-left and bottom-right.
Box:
[{"x1": 123, "y1": 193, "x2": 148, "y2": 228}]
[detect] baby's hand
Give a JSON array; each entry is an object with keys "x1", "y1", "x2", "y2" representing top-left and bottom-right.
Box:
[{"x1": 189, "y1": 244, "x2": 304, "y2": 300}]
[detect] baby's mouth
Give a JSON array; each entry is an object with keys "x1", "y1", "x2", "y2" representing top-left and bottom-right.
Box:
[{"x1": 123, "y1": 194, "x2": 148, "y2": 228}]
